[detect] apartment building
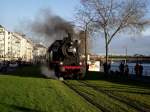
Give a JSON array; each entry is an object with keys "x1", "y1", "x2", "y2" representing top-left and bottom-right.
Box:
[
  {"x1": 0, "y1": 25, "x2": 34, "y2": 62},
  {"x1": 26, "y1": 39, "x2": 33, "y2": 62},
  {"x1": 0, "y1": 25, "x2": 48, "y2": 63},
  {"x1": 8, "y1": 32, "x2": 21, "y2": 60},
  {"x1": 12, "y1": 32, "x2": 34, "y2": 62},
  {"x1": 0, "y1": 25, "x2": 11, "y2": 61},
  {"x1": 33, "y1": 43, "x2": 47, "y2": 63}
]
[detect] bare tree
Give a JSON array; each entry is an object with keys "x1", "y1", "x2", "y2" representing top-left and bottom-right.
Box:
[
  {"x1": 75, "y1": 7, "x2": 95, "y2": 72},
  {"x1": 77, "y1": 0, "x2": 148, "y2": 72}
]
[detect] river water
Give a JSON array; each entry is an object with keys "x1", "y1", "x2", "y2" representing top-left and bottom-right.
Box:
[{"x1": 109, "y1": 62, "x2": 150, "y2": 76}]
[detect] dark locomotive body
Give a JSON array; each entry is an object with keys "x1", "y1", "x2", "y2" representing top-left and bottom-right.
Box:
[{"x1": 47, "y1": 34, "x2": 85, "y2": 79}]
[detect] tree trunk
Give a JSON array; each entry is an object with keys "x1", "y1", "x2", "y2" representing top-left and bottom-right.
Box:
[
  {"x1": 105, "y1": 43, "x2": 109, "y2": 74},
  {"x1": 104, "y1": 34, "x2": 109, "y2": 74},
  {"x1": 85, "y1": 29, "x2": 88, "y2": 74},
  {"x1": 105, "y1": 43, "x2": 108, "y2": 66}
]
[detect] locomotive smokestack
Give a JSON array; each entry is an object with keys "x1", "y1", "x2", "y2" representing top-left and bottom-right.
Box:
[{"x1": 67, "y1": 32, "x2": 72, "y2": 40}]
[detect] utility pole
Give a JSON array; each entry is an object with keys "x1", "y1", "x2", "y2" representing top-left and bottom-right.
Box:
[{"x1": 125, "y1": 47, "x2": 127, "y2": 65}]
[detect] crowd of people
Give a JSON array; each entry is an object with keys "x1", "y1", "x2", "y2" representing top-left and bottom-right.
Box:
[{"x1": 103, "y1": 61, "x2": 143, "y2": 77}]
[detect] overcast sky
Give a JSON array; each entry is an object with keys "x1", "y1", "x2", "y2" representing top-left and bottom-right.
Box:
[{"x1": 1, "y1": 0, "x2": 150, "y2": 55}]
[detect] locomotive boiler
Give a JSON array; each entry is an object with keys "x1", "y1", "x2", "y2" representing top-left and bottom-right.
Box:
[{"x1": 47, "y1": 33, "x2": 85, "y2": 79}]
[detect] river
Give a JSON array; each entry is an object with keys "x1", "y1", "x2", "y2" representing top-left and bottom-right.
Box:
[{"x1": 109, "y1": 62, "x2": 150, "y2": 76}]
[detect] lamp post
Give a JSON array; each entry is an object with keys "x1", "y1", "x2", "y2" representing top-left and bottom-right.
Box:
[
  {"x1": 125, "y1": 47, "x2": 127, "y2": 65},
  {"x1": 122, "y1": 45, "x2": 128, "y2": 65}
]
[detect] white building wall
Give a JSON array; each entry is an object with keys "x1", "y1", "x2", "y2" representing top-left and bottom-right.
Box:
[
  {"x1": 26, "y1": 40, "x2": 33, "y2": 62},
  {"x1": 13, "y1": 33, "x2": 34, "y2": 62},
  {"x1": 0, "y1": 25, "x2": 43, "y2": 62},
  {"x1": 33, "y1": 44, "x2": 47, "y2": 63},
  {"x1": 8, "y1": 33, "x2": 21, "y2": 60},
  {"x1": 20, "y1": 37, "x2": 27, "y2": 61},
  {"x1": 0, "y1": 26, "x2": 11, "y2": 61}
]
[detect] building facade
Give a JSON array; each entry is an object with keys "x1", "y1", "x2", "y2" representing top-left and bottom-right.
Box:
[
  {"x1": 0, "y1": 25, "x2": 11, "y2": 61},
  {"x1": 33, "y1": 44, "x2": 47, "y2": 64},
  {"x1": 8, "y1": 32, "x2": 21, "y2": 60},
  {"x1": 0, "y1": 25, "x2": 34, "y2": 62},
  {"x1": 0, "y1": 25, "x2": 48, "y2": 63},
  {"x1": 25, "y1": 39, "x2": 33, "y2": 62},
  {"x1": 12, "y1": 32, "x2": 34, "y2": 62}
]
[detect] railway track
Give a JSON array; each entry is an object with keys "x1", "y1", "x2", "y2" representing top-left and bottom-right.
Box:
[
  {"x1": 79, "y1": 81, "x2": 150, "y2": 112},
  {"x1": 63, "y1": 81, "x2": 110, "y2": 112}
]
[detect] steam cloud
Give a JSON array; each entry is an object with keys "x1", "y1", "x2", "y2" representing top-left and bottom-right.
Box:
[
  {"x1": 30, "y1": 9, "x2": 74, "y2": 40},
  {"x1": 41, "y1": 65, "x2": 58, "y2": 79}
]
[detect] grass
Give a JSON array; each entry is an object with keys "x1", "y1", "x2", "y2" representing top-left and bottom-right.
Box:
[
  {"x1": 0, "y1": 67, "x2": 150, "y2": 112},
  {"x1": 0, "y1": 66, "x2": 99, "y2": 112},
  {"x1": 86, "y1": 80, "x2": 150, "y2": 111},
  {"x1": 65, "y1": 80, "x2": 150, "y2": 112}
]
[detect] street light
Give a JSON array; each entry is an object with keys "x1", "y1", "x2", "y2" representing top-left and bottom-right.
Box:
[
  {"x1": 122, "y1": 45, "x2": 128, "y2": 65},
  {"x1": 125, "y1": 47, "x2": 127, "y2": 64},
  {"x1": 124, "y1": 46, "x2": 128, "y2": 65}
]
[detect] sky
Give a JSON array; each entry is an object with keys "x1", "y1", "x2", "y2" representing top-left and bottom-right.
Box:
[{"x1": 1, "y1": 0, "x2": 150, "y2": 56}]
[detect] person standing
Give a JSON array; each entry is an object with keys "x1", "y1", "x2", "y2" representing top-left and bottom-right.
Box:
[
  {"x1": 134, "y1": 63, "x2": 140, "y2": 77},
  {"x1": 124, "y1": 64, "x2": 129, "y2": 76},
  {"x1": 119, "y1": 62, "x2": 124, "y2": 74},
  {"x1": 139, "y1": 64, "x2": 143, "y2": 77}
]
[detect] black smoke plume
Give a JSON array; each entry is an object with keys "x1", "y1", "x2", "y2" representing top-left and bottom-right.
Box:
[{"x1": 30, "y1": 9, "x2": 74, "y2": 40}]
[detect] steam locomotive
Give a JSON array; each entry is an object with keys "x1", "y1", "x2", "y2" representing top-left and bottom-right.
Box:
[{"x1": 47, "y1": 33, "x2": 86, "y2": 79}]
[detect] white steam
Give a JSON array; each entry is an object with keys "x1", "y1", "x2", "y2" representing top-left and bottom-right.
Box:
[{"x1": 41, "y1": 65, "x2": 58, "y2": 79}]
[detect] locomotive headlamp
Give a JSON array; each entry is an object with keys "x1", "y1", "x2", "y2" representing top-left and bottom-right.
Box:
[
  {"x1": 60, "y1": 62, "x2": 63, "y2": 65},
  {"x1": 79, "y1": 62, "x2": 82, "y2": 65},
  {"x1": 73, "y1": 48, "x2": 76, "y2": 53}
]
